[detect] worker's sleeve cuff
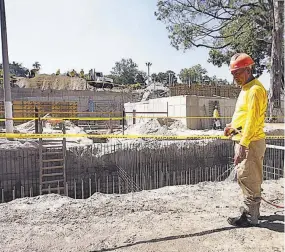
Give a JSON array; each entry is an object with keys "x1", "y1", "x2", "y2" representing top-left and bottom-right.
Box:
[{"x1": 239, "y1": 138, "x2": 250, "y2": 148}]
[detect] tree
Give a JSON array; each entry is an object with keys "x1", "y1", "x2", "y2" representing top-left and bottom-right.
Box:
[
  {"x1": 166, "y1": 70, "x2": 177, "y2": 85},
  {"x1": 179, "y1": 64, "x2": 207, "y2": 84},
  {"x1": 179, "y1": 68, "x2": 191, "y2": 84},
  {"x1": 268, "y1": 0, "x2": 284, "y2": 121},
  {"x1": 207, "y1": 14, "x2": 270, "y2": 77},
  {"x1": 154, "y1": 70, "x2": 177, "y2": 85},
  {"x1": 155, "y1": 0, "x2": 284, "y2": 117},
  {"x1": 32, "y1": 61, "x2": 41, "y2": 70},
  {"x1": 135, "y1": 71, "x2": 147, "y2": 84},
  {"x1": 151, "y1": 73, "x2": 159, "y2": 82},
  {"x1": 110, "y1": 58, "x2": 139, "y2": 85},
  {"x1": 0, "y1": 61, "x2": 29, "y2": 77},
  {"x1": 157, "y1": 72, "x2": 167, "y2": 83}
]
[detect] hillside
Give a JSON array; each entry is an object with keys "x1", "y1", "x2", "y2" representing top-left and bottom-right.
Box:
[
  {"x1": 15, "y1": 74, "x2": 92, "y2": 90},
  {"x1": 0, "y1": 179, "x2": 283, "y2": 252}
]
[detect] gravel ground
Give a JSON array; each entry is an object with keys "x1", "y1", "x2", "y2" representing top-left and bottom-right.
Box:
[{"x1": 0, "y1": 179, "x2": 284, "y2": 252}]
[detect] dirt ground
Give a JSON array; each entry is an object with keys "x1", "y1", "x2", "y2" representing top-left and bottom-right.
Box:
[{"x1": 0, "y1": 179, "x2": 284, "y2": 252}]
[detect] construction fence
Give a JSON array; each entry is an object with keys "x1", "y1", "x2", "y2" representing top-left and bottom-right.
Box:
[
  {"x1": 0, "y1": 138, "x2": 283, "y2": 203},
  {"x1": 169, "y1": 84, "x2": 241, "y2": 98}
]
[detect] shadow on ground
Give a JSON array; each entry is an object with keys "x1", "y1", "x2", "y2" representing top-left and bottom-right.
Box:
[
  {"x1": 259, "y1": 214, "x2": 284, "y2": 233},
  {"x1": 90, "y1": 214, "x2": 284, "y2": 252}
]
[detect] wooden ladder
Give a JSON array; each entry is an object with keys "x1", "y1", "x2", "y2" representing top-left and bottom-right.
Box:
[{"x1": 39, "y1": 121, "x2": 67, "y2": 195}]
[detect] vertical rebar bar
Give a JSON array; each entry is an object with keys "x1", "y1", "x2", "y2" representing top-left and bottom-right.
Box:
[
  {"x1": 81, "y1": 179, "x2": 84, "y2": 199},
  {"x1": 39, "y1": 185, "x2": 42, "y2": 195},
  {"x1": 89, "y1": 178, "x2": 92, "y2": 197},
  {"x1": 112, "y1": 176, "x2": 115, "y2": 194},
  {"x1": 118, "y1": 177, "x2": 121, "y2": 194},
  {"x1": 94, "y1": 173, "x2": 97, "y2": 192},
  {"x1": 21, "y1": 186, "x2": 24, "y2": 198},
  {"x1": 57, "y1": 181, "x2": 60, "y2": 195},
  {"x1": 107, "y1": 176, "x2": 109, "y2": 194},
  {"x1": 74, "y1": 180, "x2": 76, "y2": 199},
  {"x1": 98, "y1": 178, "x2": 100, "y2": 192}
]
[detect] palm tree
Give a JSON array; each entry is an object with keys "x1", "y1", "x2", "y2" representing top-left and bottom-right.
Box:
[{"x1": 32, "y1": 61, "x2": 41, "y2": 70}]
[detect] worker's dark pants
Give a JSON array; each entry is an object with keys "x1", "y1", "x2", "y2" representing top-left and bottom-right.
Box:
[
  {"x1": 235, "y1": 139, "x2": 266, "y2": 207},
  {"x1": 213, "y1": 119, "x2": 221, "y2": 130}
]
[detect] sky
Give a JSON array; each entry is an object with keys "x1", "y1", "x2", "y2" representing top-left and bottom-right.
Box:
[{"x1": 2, "y1": 0, "x2": 270, "y2": 89}]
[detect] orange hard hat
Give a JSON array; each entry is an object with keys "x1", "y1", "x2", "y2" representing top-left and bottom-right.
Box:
[{"x1": 230, "y1": 53, "x2": 254, "y2": 72}]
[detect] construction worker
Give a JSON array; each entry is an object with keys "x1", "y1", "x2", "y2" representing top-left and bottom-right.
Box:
[
  {"x1": 212, "y1": 105, "x2": 221, "y2": 130},
  {"x1": 80, "y1": 69, "x2": 85, "y2": 79},
  {"x1": 225, "y1": 53, "x2": 267, "y2": 227},
  {"x1": 70, "y1": 69, "x2": 75, "y2": 77}
]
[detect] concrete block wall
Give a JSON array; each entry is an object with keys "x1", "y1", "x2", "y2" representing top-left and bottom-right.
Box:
[
  {"x1": 124, "y1": 96, "x2": 187, "y2": 126},
  {"x1": 124, "y1": 95, "x2": 237, "y2": 130},
  {"x1": 186, "y1": 96, "x2": 236, "y2": 129},
  {"x1": 0, "y1": 87, "x2": 140, "y2": 113}
]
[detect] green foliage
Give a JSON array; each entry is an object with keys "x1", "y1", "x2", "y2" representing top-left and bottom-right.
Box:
[
  {"x1": 0, "y1": 61, "x2": 29, "y2": 77},
  {"x1": 179, "y1": 64, "x2": 231, "y2": 85},
  {"x1": 152, "y1": 70, "x2": 177, "y2": 85},
  {"x1": 179, "y1": 64, "x2": 207, "y2": 84},
  {"x1": 155, "y1": 0, "x2": 273, "y2": 76},
  {"x1": 135, "y1": 71, "x2": 147, "y2": 84},
  {"x1": 32, "y1": 61, "x2": 41, "y2": 70},
  {"x1": 110, "y1": 58, "x2": 139, "y2": 85},
  {"x1": 130, "y1": 83, "x2": 142, "y2": 90},
  {"x1": 208, "y1": 14, "x2": 270, "y2": 77}
]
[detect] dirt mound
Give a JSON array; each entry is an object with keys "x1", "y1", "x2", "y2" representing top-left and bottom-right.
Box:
[
  {"x1": 0, "y1": 178, "x2": 283, "y2": 252},
  {"x1": 15, "y1": 74, "x2": 92, "y2": 90}
]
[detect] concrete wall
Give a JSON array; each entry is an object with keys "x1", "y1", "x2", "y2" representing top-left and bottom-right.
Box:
[
  {"x1": 124, "y1": 95, "x2": 237, "y2": 129},
  {"x1": 0, "y1": 140, "x2": 235, "y2": 202},
  {"x1": 0, "y1": 140, "x2": 283, "y2": 203},
  {"x1": 0, "y1": 87, "x2": 138, "y2": 101},
  {"x1": 124, "y1": 96, "x2": 187, "y2": 126},
  {"x1": 0, "y1": 87, "x2": 140, "y2": 113},
  {"x1": 186, "y1": 96, "x2": 236, "y2": 129}
]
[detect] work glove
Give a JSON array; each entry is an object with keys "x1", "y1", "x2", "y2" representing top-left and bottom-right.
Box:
[{"x1": 224, "y1": 123, "x2": 232, "y2": 136}]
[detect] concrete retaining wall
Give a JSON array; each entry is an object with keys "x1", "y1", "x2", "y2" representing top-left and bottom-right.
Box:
[
  {"x1": 0, "y1": 140, "x2": 233, "y2": 201},
  {"x1": 0, "y1": 139, "x2": 283, "y2": 203}
]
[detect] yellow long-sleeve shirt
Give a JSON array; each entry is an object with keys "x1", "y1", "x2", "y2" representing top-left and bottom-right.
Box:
[
  {"x1": 231, "y1": 78, "x2": 267, "y2": 148},
  {"x1": 213, "y1": 109, "x2": 219, "y2": 119}
]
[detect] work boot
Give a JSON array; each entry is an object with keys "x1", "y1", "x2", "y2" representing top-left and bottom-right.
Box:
[
  {"x1": 240, "y1": 203, "x2": 261, "y2": 220},
  {"x1": 227, "y1": 211, "x2": 252, "y2": 227},
  {"x1": 243, "y1": 196, "x2": 262, "y2": 224},
  {"x1": 248, "y1": 203, "x2": 260, "y2": 225}
]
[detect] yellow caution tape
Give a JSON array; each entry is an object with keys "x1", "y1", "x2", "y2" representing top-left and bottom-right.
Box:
[
  {"x1": 0, "y1": 116, "x2": 283, "y2": 121},
  {"x1": 0, "y1": 133, "x2": 283, "y2": 140},
  {"x1": 0, "y1": 117, "x2": 124, "y2": 121}
]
